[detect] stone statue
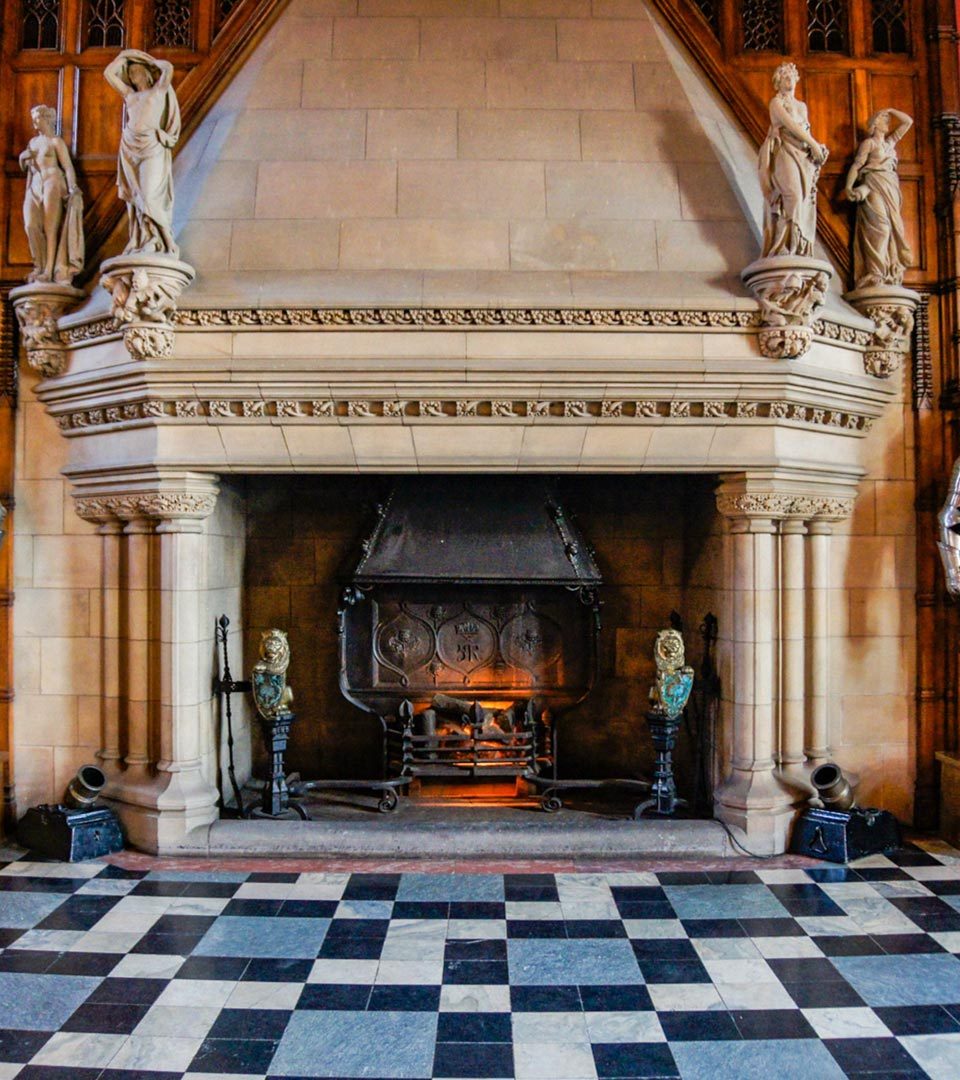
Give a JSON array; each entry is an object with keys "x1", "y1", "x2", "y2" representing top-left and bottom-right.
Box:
[
  {"x1": 251, "y1": 629, "x2": 294, "y2": 721},
  {"x1": 18, "y1": 105, "x2": 84, "y2": 285},
  {"x1": 104, "y1": 49, "x2": 181, "y2": 257},
  {"x1": 649, "y1": 629, "x2": 694, "y2": 720},
  {"x1": 845, "y1": 108, "x2": 913, "y2": 289},
  {"x1": 759, "y1": 63, "x2": 829, "y2": 258}
]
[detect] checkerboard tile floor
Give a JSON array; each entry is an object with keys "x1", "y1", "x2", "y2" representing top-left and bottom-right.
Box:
[{"x1": 1, "y1": 845, "x2": 960, "y2": 1078}]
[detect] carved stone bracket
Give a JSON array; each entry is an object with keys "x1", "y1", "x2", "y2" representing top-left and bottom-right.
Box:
[
  {"x1": 74, "y1": 490, "x2": 217, "y2": 525},
  {"x1": 844, "y1": 284, "x2": 921, "y2": 379},
  {"x1": 741, "y1": 256, "x2": 834, "y2": 359},
  {"x1": 9, "y1": 282, "x2": 85, "y2": 377},
  {"x1": 100, "y1": 254, "x2": 195, "y2": 360},
  {"x1": 716, "y1": 491, "x2": 854, "y2": 521}
]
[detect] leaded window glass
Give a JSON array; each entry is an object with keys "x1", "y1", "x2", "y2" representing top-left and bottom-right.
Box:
[
  {"x1": 872, "y1": 0, "x2": 908, "y2": 53},
  {"x1": 807, "y1": 0, "x2": 847, "y2": 53},
  {"x1": 215, "y1": 0, "x2": 241, "y2": 33},
  {"x1": 742, "y1": 0, "x2": 783, "y2": 52},
  {"x1": 86, "y1": 0, "x2": 125, "y2": 49},
  {"x1": 152, "y1": 0, "x2": 193, "y2": 48},
  {"x1": 693, "y1": 0, "x2": 720, "y2": 38},
  {"x1": 21, "y1": 0, "x2": 60, "y2": 50}
]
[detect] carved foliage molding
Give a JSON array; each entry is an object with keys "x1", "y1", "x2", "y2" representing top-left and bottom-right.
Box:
[
  {"x1": 74, "y1": 492, "x2": 217, "y2": 522},
  {"x1": 55, "y1": 397, "x2": 874, "y2": 433},
  {"x1": 715, "y1": 492, "x2": 855, "y2": 520}
]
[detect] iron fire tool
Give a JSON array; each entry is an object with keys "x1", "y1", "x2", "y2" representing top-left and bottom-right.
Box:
[
  {"x1": 790, "y1": 762, "x2": 901, "y2": 863},
  {"x1": 215, "y1": 616, "x2": 409, "y2": 818}
]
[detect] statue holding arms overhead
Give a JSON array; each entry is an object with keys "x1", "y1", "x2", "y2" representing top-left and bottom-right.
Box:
[
  {"x1": 18, "y1": 105, "x2": 84, "y2": 285},
  {"x1": 758, "y1": 63, "x2": 829, "y2": 259},
  {"x1": 845, "y1": 108, "x2": 913, "y2": 289},
  {"x1": 104, "y1": 49, "x2": 181, "y2": 257}
]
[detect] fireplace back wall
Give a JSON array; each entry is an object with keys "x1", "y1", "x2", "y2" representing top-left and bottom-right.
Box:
[{"x1": 242, "y1": 474, "x2": 726, "y2": 790}]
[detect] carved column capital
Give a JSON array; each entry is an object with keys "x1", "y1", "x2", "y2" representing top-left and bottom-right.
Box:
[
  {"x1": 9, "y1": 283, "x2": 85, "y2": 378},
  {"x1": 100, "y1": 254, "x2": 195, "y2": 360},
  {"x1": 72, "y1": 474, "x2": 219, "y2": 531},
  {"x1": 716, "y1": 486, "x2": 855, "y2": 523}
]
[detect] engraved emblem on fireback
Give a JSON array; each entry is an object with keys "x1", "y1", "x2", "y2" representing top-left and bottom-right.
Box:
[
  {"x1": 436, "y1": 612, "x2": 496, "y2": 676},
  {"x1": 501, "y1": 611, "x2": 563, "y2": 676},
  {"x1": 375, "y1": 612, "x2": 434, "y2": 683}
]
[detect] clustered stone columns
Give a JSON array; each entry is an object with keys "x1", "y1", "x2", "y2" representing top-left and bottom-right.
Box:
[
  {"x1": 74, "y1": 477, "x2": 219, "y2": 852},
  {"x1": 715, "y1": 481, "x2": 853, "y2": 854}
]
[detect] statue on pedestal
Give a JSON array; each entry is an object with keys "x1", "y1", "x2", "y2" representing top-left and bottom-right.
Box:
[
  {"x1": 104, "y1": 49, "x2": 180, "y2": 257},
  {"x1": 18, "y1": 105, "x2": 84, "y2": 285},
  {"x1": 845, "y1": 109, "x2": 913, "y2": 289},
  {"x1": 251, "y1": 629, "x2": 294, "y2": 721},
  {"x1": 759, "y1": 63, "x2": 829, "y2": 259}
]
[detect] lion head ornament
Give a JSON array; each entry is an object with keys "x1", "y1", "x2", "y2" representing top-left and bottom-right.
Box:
[
  {"x1": 251, "y1": 628, "x2": 294, "y2": 720},
  {"x1": 649, "y1": 628, "x2": 694, "y2": 720}
]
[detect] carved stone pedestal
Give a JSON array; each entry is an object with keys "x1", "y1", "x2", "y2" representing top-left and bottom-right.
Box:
[
  {"x1": 844, "y1": 284, "x2": 920, "y2": 379},
  {"x1": 9, "y1": 282, "x2": 85, "y2": 377},
  {"x1": 100, "y1": 254, "x2": 195, "y2": 360},
  {"x1": 741, "y1": 256, "x2": 833, "y2": 359}
]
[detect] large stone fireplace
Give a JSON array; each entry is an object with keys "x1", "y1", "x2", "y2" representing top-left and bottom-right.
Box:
[{"x1": 10, "y1": 0, "x2": 914, "y2": 855}]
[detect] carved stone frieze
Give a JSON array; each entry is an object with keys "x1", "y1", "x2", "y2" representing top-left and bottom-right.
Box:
[
  {"x1": 844, "y1": 284, "x2": 921, "y2": 380},
  {"x1": 100, "y1": 254, "x2": 195, "y2": 360},
  {"x1": 57, "y1": 305, "x2": 869, "y2": 350},
  {"x1": 716, "y1": 491, "x2": 854, "y2": 521},
  {"x1": 54, "y1": 395, "x2": 874, "y2": 433},
  {"x1": 742, "y1": 257, "x2": 834, "y2": 359},
  {"x1": 9, "y1": 282, "x2": 85, "y2": 377},
  {"x1": 74, "y1": 490, "x2": 217, "y2": 523}
]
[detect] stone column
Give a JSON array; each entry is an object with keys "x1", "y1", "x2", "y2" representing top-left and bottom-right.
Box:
[
  {"x1": 779, "y1": 519, "x2": 807, "y2": 780},
  {"x1": 715, "y1": 490, "x2": 794, "y2": 854},
  {"x1": 73, "y1": 477, "x2": 220, "y2": 852},
  {"x1": 805, "y1": 519, "x2": 833, "y2": 766}
]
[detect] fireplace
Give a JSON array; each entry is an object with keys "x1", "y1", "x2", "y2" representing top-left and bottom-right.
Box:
[{"x1": 338, "y1": 477, "x2": 602, "y2": 788}]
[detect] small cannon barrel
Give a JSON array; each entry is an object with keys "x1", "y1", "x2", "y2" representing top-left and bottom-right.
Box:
[
  {"x1": 64, "y1": 765, "x2": 106, "y2": 810},
  {"x1": 811, "y1": 762, "x2": 856, "y2": 811}
]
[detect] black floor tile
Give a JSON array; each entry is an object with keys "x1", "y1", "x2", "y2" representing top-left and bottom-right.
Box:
[
  {"x1": 580, "y1": 984, "x2": 653, "y2": 1011},
  {"x1": 611, "y1": 887, "x2": 668, "y2": 904},
  {"x1": 855, "y1": 868, "x2": 912, "y2": 882},
  {"x1": 367, "y1": 984, "x2": 441, "y2": 1011},
  {"x1": 242, "y1": 957, "x2": 313, "y2": 982},
  {"x1": 130, "y1": 880, "x2": 189, "y2": 897},
  {"x1": 0, "y1": 1029, "x2": 52, "y2": 1063},
  {"x1": 221, "y1": 897, "x2": 283, "y2": 917},
  {"x1": 874, "y1": 933, "x2": 946, "y2": 954},
  {"x1": 150, "y1": 913, "x2": 217, "y2": 935},
  {"x1": 296, "y1": 983, "x2": 371, "y2": 1010},
  {"x1": 510, "y1": 985, "x2": 580, "y2": 1011},
  {"x1": 86, "y1": 976, "x2": 167, "y2": 1006},
  {"x1": 503, "y1": 886, "x2": 559, "y2": 902},
  {"x1": 782, "y1": 980, "x2": 866, "y2": 1008},
  {"x1": 175, "y1": 954, "x2": 249, "y2": 980},
  {"x1": 316, "y1": 937, "x2": 384, "y2": 960},
  {"x1": 16, "y1": 1067, "x2": 102, "y2": 1079},
  {"x1": 631, "y1": 938, "x2": 697, "y2": 960},
  {"x1": 805, "y1": 867, "x2": 864, "y2": 882},
  {"x1": 96, "y1": 865, "x2": 148, "y2": 880},
  {"x1": 506, "y1": 919, "x2": 566, "y2": 939},
  {"x1": 276, "y1": 899, "x2": 338, "y2": 919},
  {"x1": 888, "y1": 847, "x2": 943, "y2": 867},
  {"x1": 0, "y1": 877, "x2": 84, "y2": 894},
  {"x1": 325, "y1": 918, "x2": 390, "y2": 939},
  {"x1": 731, "y1": 1009, "x2": 817, "y2": 1039},
  {"x1": 432, "y1": 1041, "x2": 514, "y2": 1078},
  {"x1": 130, "y1": 930, "x2": 204, "y2": 955},
  {"x1": 874, "y1": 1004, "x2": 960, "y2": 1035},
  {"x1": 824, "y1": 1036, "x2": 924, "y2": 1074},
  {"x1": 207, "y1": 1007, "x2": 292, "y2": 1040},
  {"x1": 443, "y1": 959, "x2": 509, "y2": 984},
  {"x1": 656, "y1": 872, "x2": 710, "y2": 885},
  {"x1": 342, "y1": 873, "x2": 401, "y2": 901},
  {"x1": 437, "y1": 1012, "x2": 512, "y2": 1043},
  {"x1": 180, "y1": 881, "x2": 242, "y2": 898},
  {"x1": 564, "y1": 920, "x2": 627, "y2": 938},
  {"x1": 392, "y1": 901, "x2": 450, "y2": 920},
  {"x1": 35, "y1": 896, "x2": 119, "y2": 930},
  {"x1": 738, "y1": 917, "x2": 804, "y2": 936},
  {"x1": 681, "y1": 919, "x2": 747, "y2": 938},
  {"x1": 593, "y1": 1042, "x2": 679, "y2": 1078},
  {"x1": 247, "y1": 872, "x2": 299, "y2": 883},
  {"x1": 0, "y1": 950, "x2": 59, "y2": 973},
  {"x1": 617, "y1": 901, "x2": 677, "y2": 920},
  {"x1": 813, "y1": 935, "x2": 884, "y2": 957},
  {"x1": 46, "y1": 951, "x2": 120, "y2": 976},
  {"x1": 637, "y1": 958, "x2": 711, "y2": 984},
  {"x1": 61, "y1": 1001, "x2": 149, "y2": 1034},
  {"x1": 445, "y1": 939, "x2": 507, "y2": 960},
  {"x1": 0, "y1": 928, "x2": 23, "y2": 947},
  {"x1": 767, "y1": 957, "x2": 845, "y2": 982},
  {"x1": 705, "y1": 871, "x2": 762, "y2": 885},
  {"x1": 449, "y1": 902, "x2": 505, "y2": 920},
  {"x1": 658, "y1": 1009, "x2": 739, "y2": 1041},
  {"x1": 189, "y1": 1036, "x2": 280, "y2": 1074}
]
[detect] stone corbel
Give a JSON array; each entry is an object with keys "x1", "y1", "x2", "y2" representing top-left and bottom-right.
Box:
[
  {"x1": 741, "y1": 256, "x2": 834, "y2": 360},
  {"x1": 843, "y1": 284, "x2": 921, "y2": 379},
  {"x1": 100, "y1": 254, "x2": 195, "y2": 360},
  {"x1": 74, "y1": 489, "x2": 217, "y2": 530},
  {"x1": 9, "y1": 282, "x2": 85, "y2": 377}
]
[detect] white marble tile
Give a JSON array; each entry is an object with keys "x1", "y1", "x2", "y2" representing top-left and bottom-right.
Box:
[
  {"x1": 512, "y1": 1012, "x2": 589, "y2": 1043},
  {"x1": 308, "y1": 959, "x2": 379, "y2": 984},
  {"x1": 755, "y1": 870, "x2": 813, "y2": 884},
  {"x1": 623, "y1": 919, "x2": 687, "y2": 939},
  {"x1": 447, "y1": 919, "x2": 507, "y2": 940},
  {"x1": 702, "y1": 958, "x2": 778, "y2": 984},
  {"x1": 647, "y1": 984, "x2": 725, "y2": 1011},
  {"x1": 375, "y1": 960, "x2": 444, "y2": 985},
  {"x1": 505, "y1": 901, "x2": 564, "y2": 920},
  {"x1": 900, "y1": 1032, "x2": 960, "y2": 1080},
  {"x1": 155, "y1": 979, "x2": 237, "y2": 1009},
  {"x1": 10, "y1": 929, "x2": 85, "y2": 951},
  {"x1": 692, "y1": 937, "x2": 761, "y2": 961},
  {"x1": 30, "y1": 1031, "x2": 126, "y2": 1068},
  {"x1": 752, "y1": 935, "x2": 824, "y2": 959},
  {"x1": 225, "y1": 982, "x2": 302, "y2": 1010},
  {"x1": 513, "y1": 1040, "x2": 597, "y2": 1080},
  {"x1": 110, "y1": 953, "x2": 185, "y2": 979},
  {"x1": 716, "y1": 981, "x2": 797, "y2": 1010},
  {"x1": 439, "y1": 984, "x2": 511, "y2": 1012},
  {"x1": 584, "y1": 1010, "x2": 666, "y2": 1043},
  {"x1": 69, "y1": 930, "x2": 144, "y2": 954},
  {"x1": 107, "y1": 1035, "x2": 204, "y2": 1074},
  {"x1": 134, "y1": 1005, "x2": 221, "y2": 1038},
  {"x1": 802, "y1": 1007, "x2": 892, "y2": 1039},
  {"x1": 231, "y1": 882, "x2": 296, "y2": 900}
]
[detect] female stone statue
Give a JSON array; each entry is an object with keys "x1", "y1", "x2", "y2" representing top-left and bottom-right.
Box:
[
  {"x1": 759, "y1": 63, "x2": 829, "y2": 258},
  {"x1": 18, "y1": 105, "x2": 84, "y2": 284},
  {"x1": 845, "y1": 108, "x2": 913, "y2": 288},
  {"x1": 104, "y1": 49, "x2": 181, "y2": 257}
]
